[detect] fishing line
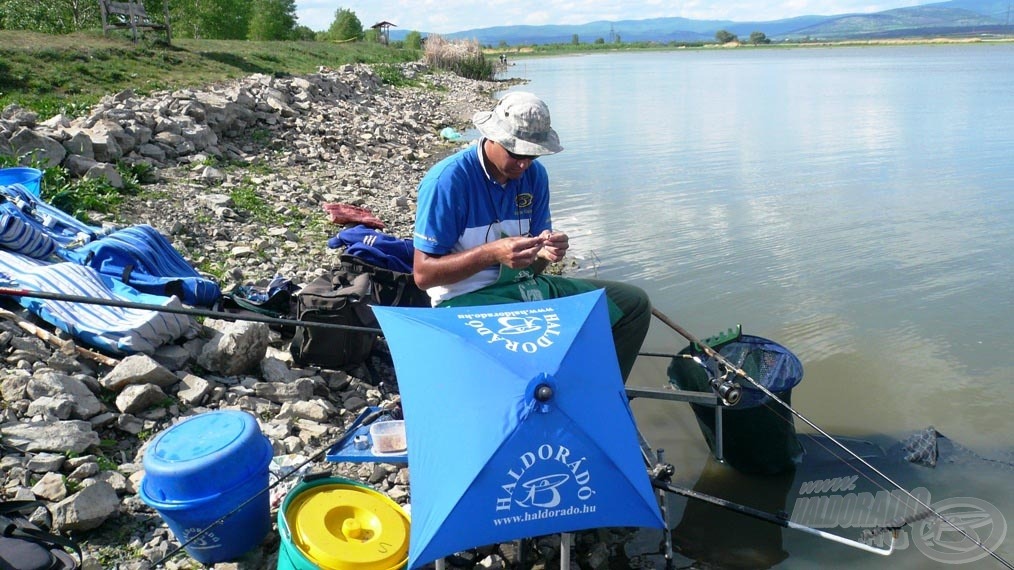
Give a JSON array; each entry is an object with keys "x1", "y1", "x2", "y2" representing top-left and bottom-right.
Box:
[{"x1": 650, "y1": 308, "x2": 1013, "y2": 568}]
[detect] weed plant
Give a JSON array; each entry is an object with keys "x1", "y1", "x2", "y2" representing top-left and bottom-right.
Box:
[{"x1": 423, "y1": 36, "x2": 495, "y2": 81}]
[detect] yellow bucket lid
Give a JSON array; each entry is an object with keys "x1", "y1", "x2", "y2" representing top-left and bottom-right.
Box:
[{"x1": 285, "y1": 483, "x2": 410, "y2": 570}]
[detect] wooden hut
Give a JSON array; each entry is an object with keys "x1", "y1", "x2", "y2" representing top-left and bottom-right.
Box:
[{"x1": 371, "y1": 21, "x2": 397, "y2": 45}]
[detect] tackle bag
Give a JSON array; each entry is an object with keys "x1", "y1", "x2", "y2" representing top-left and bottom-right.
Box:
[
  {"x1": 58, "y1": 224, "x2": 221, "y2": 307},
  {"x1": 0, "y1": 500, "x2": 82, "y2": 570},
  {"x1": 289, "y1": 254, "x2": 428, "y2": 369}
]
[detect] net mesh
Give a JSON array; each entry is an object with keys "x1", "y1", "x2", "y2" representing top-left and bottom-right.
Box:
[{"x1": 672, "y1": 335, "x2": 803, "y2": 409}]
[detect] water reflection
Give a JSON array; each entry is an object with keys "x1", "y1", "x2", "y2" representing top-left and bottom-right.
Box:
[{"x1": 673, "y1": 457, "x2": 794, "y2": 569}]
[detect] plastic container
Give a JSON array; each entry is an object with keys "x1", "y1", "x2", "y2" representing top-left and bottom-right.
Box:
[
  {"x1": 139, "y1": 410, "x2": 274, "y2": 564},
  {"x1": 277, "y1": 477, "x2": 410, "y2": 570},
  {"x1": 0, "y1": 167, "x2": 43, "y2": 197},
  {"x1": 369, "y1": 420, "x2": 406, "y2": 454}
]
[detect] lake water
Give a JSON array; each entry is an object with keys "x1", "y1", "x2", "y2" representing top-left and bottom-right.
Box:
[{"x1": 496, "y1": 45, "x2": 1013, "y2": 568}]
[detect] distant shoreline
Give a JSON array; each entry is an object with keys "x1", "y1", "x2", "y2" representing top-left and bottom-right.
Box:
[{"x1": 487, "y1": 36, "x2": 1014, "y2": 58}]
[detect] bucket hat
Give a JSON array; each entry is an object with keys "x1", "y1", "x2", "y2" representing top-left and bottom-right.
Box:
[{"x1": 472, "y1": 92, "x2": 563, "y2": 156}]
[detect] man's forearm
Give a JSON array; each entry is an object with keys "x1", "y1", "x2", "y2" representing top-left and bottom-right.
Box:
[{"x1": 414, "y1": 246, "x2": 497, "y2": 289}]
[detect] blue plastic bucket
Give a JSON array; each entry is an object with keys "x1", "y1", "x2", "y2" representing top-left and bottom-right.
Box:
[
  {"x1": 0, "y1": 167, "x2": 43, "y2": 196},
  {"x1": 140, "y1": 410, "x2": 274, "y2": 564}
]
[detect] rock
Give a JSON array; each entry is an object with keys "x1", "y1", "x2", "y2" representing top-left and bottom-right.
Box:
[
  {"x1": 101, "y1": 354, "x2": 179, "y2": 391},
  {"x1": 0, "y1": 419, "x2": 99, "y2": 454},
  {"x1": 197, "y1": 320, "x2": 269, "y2": 375},
  {"x1": 51, "y1": 480, "x2": 119, "y2": 532},
  {"x1": 9, "y1": 127, "x2": 66, "y2": 167}
]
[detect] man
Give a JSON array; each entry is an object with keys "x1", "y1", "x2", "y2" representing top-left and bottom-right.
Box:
[{"x1": 412, "y1": 91, "x2": 651, "y2": 382}]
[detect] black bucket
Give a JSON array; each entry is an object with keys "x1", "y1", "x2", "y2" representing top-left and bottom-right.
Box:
[{"x1": 667, "y1": 334, "x2": 804, "y2": 475}]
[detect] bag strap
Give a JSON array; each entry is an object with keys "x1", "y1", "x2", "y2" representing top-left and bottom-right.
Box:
[
  {"x1": 339, "y1": 254, "x2": 411, "y2": 306},
  {"x1": 0, "y1": 500, "x2": 84, "y2": 567}
]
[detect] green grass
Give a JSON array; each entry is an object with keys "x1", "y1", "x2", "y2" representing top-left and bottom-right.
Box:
[{"x1": 0, "y1": 30, "x2": 421, "y2": 119}]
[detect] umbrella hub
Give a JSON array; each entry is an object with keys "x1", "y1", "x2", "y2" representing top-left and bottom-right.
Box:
[
  {"x1": 535, "y1": 383, "x2": 553, "y2": 402},
  {"x1": 527, "y1": 373, "x2": 556, "y2": 412}
]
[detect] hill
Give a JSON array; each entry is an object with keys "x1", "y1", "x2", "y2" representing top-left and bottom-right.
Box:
[{"x1": 392, "y1": 0, "x2": 1013, "y2": 45}]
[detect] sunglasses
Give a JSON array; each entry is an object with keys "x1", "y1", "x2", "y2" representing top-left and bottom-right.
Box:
[{"x1": 503, "y1": 146, "x2": 538, "y2": 162}]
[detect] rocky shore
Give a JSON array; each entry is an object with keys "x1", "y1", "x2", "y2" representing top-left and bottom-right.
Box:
[{"x1": 0, "y1": 64, "x2": 668, "y2": 569}]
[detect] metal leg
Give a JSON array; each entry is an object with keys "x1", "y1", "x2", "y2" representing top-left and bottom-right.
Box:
[
  {"x1": 715, "y1": 405, "x2": 724, "y2": 462},
  {"x1": 656, "y1": 449, "x2": 674, "y2": 567},
  {"x1": 560, "y1": 532, "x2": 572, "y2": 569},
  {"x1": 435, "y1": 558, "x2": 445, "y2": 570}
]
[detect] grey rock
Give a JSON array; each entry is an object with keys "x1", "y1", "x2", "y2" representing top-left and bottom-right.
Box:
[
  {"x1": 51, "y1": 480, "x2": 119, "y2": 532},
  {"x1": 10, "y1": 127, "x2": 66, "y2": 167},
  {"x1": 0, "y1": 419, "x2": 99, "y2": 454},
  {"x1": 197, "y1": 320, "x2": 269, "y2": 375}
]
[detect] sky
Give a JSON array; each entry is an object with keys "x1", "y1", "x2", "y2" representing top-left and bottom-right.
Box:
[{"x1": 294, "y1": 1, "x2": 930, "y2": 34}]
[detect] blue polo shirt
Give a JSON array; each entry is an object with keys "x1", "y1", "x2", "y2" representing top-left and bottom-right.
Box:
[{"x1": 414, "y1": 141, "x2": 553, "y2": 304}]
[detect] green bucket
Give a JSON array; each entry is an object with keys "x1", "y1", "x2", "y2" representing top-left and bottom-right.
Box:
[{"x1": 277, "y1": 477, "x2": 410, "y2": 570}]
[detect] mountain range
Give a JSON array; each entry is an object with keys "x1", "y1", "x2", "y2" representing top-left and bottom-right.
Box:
[{"x1": 390, "y1": 0, "x2": 1012, "y2": 45}]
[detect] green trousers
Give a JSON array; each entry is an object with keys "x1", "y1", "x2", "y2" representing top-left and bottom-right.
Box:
[{"x1": 439, "y1": 275, "x2": 652, "y2": 382}]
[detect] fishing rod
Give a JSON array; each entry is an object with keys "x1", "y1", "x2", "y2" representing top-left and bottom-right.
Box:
[
  {"x1": 649, "y1": 477, "x2": 896, "y2": 556},
  {"x1": 650, "y1": 308, "x2": 1014, "y2": 569},
  {"x1": 0, "y1": 287, "x2": 383, "y2": 334}
]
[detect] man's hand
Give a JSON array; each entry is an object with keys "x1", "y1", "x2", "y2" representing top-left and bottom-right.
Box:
[
  {"x1": 536, "y1": 230, "x2": 569, "y2": 263},
  {"x1": 413, "y1": 231, "x2": 568, "y2": 289},
  {"x1": 491, "y1": 235, "x2": 546, "y2": 268}
]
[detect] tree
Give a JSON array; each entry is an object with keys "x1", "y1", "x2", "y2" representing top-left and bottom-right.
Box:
[
  {"x1": 594, "y1": 37, "x2": 605, "y2": 44},
  {"x1": 571, "y1": 33, "x2": 579, "y2": 45},
  {"x1": 248, "y1": 0, "x2": 297, "y2": 40},
  {"x1": 327, "y1": 7, "x2": 363, "y2": 42},
  {"x1": 291, "y1": 25, "x2": 316, "y2": 41},
  {"x1": 405, "y1": 30, "x2": 422, "y2": 50},
  {"x1": 363, "y1": 27, "x2": 380, "y2": 43},
  {"x1": 171, "y1": 0, "x2": 251, "y2": 39},
  {"x1": 715, "y1": 29, "x2": 738, "y2": 44},
  {"x1": 0, "y1": 0, "x2": 99, "y2": 33},
  {"x1": 749, "y1": 31, "x2": 771, "y2": 44}
]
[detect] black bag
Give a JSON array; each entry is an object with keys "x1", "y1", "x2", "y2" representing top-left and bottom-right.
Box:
[
  {"x1": 289, "y1": 255, "x2": 428, "y2": 369},
  {"x1": 0, "y1": 501, "x2": 81, "y2": 570}
]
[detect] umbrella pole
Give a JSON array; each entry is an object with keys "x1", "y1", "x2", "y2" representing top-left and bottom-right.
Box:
[
  {"x1": 651, "y1": 479, "x2": 896, "y2": 556},
  {"x1": 560, "y1": 533, "x2": 572, "y2": 569}
]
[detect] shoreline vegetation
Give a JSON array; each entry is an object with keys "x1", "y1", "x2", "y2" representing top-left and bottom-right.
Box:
[{"x1": 489, "y1": 34, "x2": 1014, "y2": 57}]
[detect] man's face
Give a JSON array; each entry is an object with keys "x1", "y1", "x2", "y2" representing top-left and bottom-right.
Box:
[{"x1": 488, "y1": 141, "x2": 538, "y2": 181}]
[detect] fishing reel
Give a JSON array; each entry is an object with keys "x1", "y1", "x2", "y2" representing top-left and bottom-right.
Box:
[
  {"x1": 710, "y1": 368, "x2": 742, "y2": 407},
  {"x1": 686, "y1": 355, "x2": 742, "y2": 406}
]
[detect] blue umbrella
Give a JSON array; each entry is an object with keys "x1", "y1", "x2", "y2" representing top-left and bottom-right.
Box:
[{"x1": 372, "y1": 290, "x2": 665, "y2": 569}]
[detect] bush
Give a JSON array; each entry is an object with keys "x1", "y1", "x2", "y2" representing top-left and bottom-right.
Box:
[{"x1": 423, "y1": 36, "x2": 494, "y2": 81}]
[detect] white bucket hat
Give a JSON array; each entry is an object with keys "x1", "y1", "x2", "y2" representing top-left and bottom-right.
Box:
[{"x1": 472, "y1": 91, "x2": 563, "y2": 156}]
